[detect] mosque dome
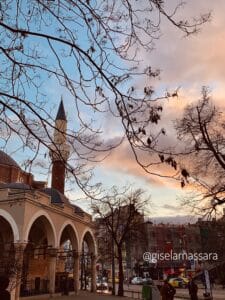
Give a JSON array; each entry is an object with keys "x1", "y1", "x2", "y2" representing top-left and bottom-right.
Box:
[
  {"x1": 0, "y1": 150, "x2": 20, "y2": 168},
  {"x1": 41, "y1": 187, "x2": 70, "y2": 205}
]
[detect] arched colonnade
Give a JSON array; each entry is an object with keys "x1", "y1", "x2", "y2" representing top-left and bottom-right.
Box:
[{"x1": 0, "y1": 209, "x2": 97, "y2": 300}]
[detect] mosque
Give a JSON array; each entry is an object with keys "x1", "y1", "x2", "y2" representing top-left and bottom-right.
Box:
[{"x1": 0, "y1": 101, "x2": 97, "y2": 300}]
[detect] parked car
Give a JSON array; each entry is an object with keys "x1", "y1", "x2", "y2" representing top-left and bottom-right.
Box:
[
  {"x1": 142, "y1": 277, "x2": 153, "y2": 285},
  {"x1": 96, "y1": 280, "x2": 110, "y2": 293},
  {"x1": 131, "y1": 277, "x2": 143, "y2": 285},
  {"x1": 169, "y1": 277, "x2": 188, "y2": 288}
]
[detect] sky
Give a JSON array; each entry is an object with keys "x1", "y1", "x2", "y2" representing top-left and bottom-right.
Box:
[
  {"x1": 3, "y1": 0, "x2": 225, "y2": 221},
  {"x1": 83, "y1": 0, "x2": 225, "y2": 220}
]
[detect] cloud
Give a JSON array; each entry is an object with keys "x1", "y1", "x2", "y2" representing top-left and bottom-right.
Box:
[
  {"x1": 100, "y1": 138, "x2": 182, "y2": 188},
  {"x1": 162, "y1": 204, "x2": 179, "y2": 211},
  {"x1": 99, "y1": 0, "x2": 225, "y2": 192},
  {"x1": 76, "y1": 1, "x2": 225, "y2": 217},
  {"x1": 139, "y1": 0, "x2": 225, "y2": 101}
]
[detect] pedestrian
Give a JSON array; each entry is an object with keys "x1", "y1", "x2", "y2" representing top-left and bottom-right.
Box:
[
  {"x1": 160, "y1": 279, "x2": 176, "y2": 300},
  {"x1": 61, "y1": 276, "x2": 69, "y2": 296},
  {"x1": 0, "y1": 276, "x2": 10, "y2": 300},
  {"x1": 210, "y1": 276, "x2": 215, "y2": 288},
  {"x1": 222, "y1": 278, "x2": 225, "y2": 289},
  {"x1": 188, "y1": 279, "x2": 198, "y2": 300}
]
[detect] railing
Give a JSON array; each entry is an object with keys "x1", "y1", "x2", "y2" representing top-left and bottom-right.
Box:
[
  {"x1": 124, "y1": 289, "x2": 142, "y2": 299},
  {"x1": 20, "y1": 288, "x2": 49, "y2": 297}
]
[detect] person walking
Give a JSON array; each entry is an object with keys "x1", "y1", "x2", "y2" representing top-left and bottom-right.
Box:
[
  {"x1": 188, "y1": 279, "x2": 198, "y2": 300},
  {"x1": 160, "y1": 280, "x2": 176, "y2": 300}
]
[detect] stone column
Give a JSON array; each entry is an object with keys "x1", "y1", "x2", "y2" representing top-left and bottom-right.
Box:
[
  {"x1": 91, "y1": 254, "x2": 97, "y2": 293},
  {"x1": 73, "y1": 251, "x2": 80, "y2": 294},
  {"x1": 48, "y1": 248, "x2": 58, "y2": 297},
  {"x1": 13, "y1": 242, "x2": 27, "y2": 300}
]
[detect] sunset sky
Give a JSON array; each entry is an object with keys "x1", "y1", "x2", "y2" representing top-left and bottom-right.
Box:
[
  {"x1": 91, "y1": 0, "x2": 225, "y2": 220},
  {"x1": 5, "y1": 0, "x2": 225, "y2": 220}
]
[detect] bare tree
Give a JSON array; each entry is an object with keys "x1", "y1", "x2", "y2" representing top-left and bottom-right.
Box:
[
  {"x1": 175, "y1": 87, "x2": 225, "y2": 216},
  {"x1": 0, "y1": 1, "x2": 210, "y2": 196},
  {"x1": 0, "y1": 242, "x2": 27, "y2": 293},
  {"x1": 92, "y1": 187, "x2": 149, "y2": 296}
]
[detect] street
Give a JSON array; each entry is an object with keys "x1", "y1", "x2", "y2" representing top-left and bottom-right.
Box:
[
  {"x1": 21, "y1": 291, "x2": 133, "y2": 300},
  {"x1": 20, "y1": 286, "x2": 225, "y2": 300}
]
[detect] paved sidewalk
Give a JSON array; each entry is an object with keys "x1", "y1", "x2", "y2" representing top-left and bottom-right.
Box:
[{"x1": 21, "y1": 291, "x2": 133, "y2": 300}]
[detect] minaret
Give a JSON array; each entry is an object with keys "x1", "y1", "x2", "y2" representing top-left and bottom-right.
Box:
[{"x1": 50, "y1": 99, "x2": 70, "y2": 194}]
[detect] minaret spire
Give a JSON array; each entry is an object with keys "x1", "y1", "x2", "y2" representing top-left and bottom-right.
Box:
[
  {"x1": 56, "y1": 97, "x2": 66, "y2": 121},
  {"x1": 50, "y1": 99, "x2": 70, "y2": 194}
]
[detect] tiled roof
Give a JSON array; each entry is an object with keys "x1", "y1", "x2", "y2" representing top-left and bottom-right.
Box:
[
  {"x1": 41, "y1": 187, "x2": 70, "y2": 205},
  {"x1": 0, "y1": 151, "x2": 20, "y2": 168},
  {"x1": 41, "y1": 188, "x2": 84, "y2": 216},
  {"x1": 0, "y1": 183, "x2": 32, "y2": 189},
  {"x1": 72, "y1": 204, "x2": 85, "y2": 216}
]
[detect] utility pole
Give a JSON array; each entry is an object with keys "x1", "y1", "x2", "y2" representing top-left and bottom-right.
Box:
[
  {"x1": 111, "y1": 234, "x2": 115, "y2": 295},
  {"x1": 111, "y1": 212, "x2": 116, "y2": 295}
]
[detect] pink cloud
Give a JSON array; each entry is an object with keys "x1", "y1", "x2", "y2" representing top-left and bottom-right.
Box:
[{"x1": 101, "y1": 139, "x2": 183, "y2": 188}]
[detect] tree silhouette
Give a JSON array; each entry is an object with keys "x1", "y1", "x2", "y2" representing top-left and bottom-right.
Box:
[
  {"x1": 0, "y1": 1, "x2": 210, "y2": 196},
  {"x1": 92, "y1": 187, "x2": 149, "y2": 296},
  {"x1": 176, "y1": 88, "x2": 225, "y2": 216}
]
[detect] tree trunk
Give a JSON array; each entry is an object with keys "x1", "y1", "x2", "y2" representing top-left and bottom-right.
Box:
[{"x1": 117, "y1": 246, "x2": 124, "y2": 296}]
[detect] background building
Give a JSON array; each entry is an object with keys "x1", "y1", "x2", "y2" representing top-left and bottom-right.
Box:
[{"x1": 96, "y1": 210, "x2": 225, "y2": 281}]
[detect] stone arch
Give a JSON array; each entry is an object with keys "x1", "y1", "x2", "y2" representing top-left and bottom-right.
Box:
[
  {"x1": 0, "y1": 209, "x2": 19, "y2": 242},
  {"x1": 24, "y1": 210, "x2": 57, "y2": 247},
  {"x1": 58, "y1": 220, "x2": 79, "y2": 250},
  {"x1": 80, "y1": 228, "x2": 97, "y2": 293},
  {"x1": 80, "y1": 228, "x2": 97, "y2": 255}
]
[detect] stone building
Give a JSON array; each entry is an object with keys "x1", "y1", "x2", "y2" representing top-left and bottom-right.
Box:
[
  {"x1": 197, "y1": 211, "x2": 225, "y2": 262},
  {"x1": 0, "y1": 101, "x2": 97, "y2": 300},
  {"x1": 145, "y1": 215, "x2": 225, "y2": 279}
]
